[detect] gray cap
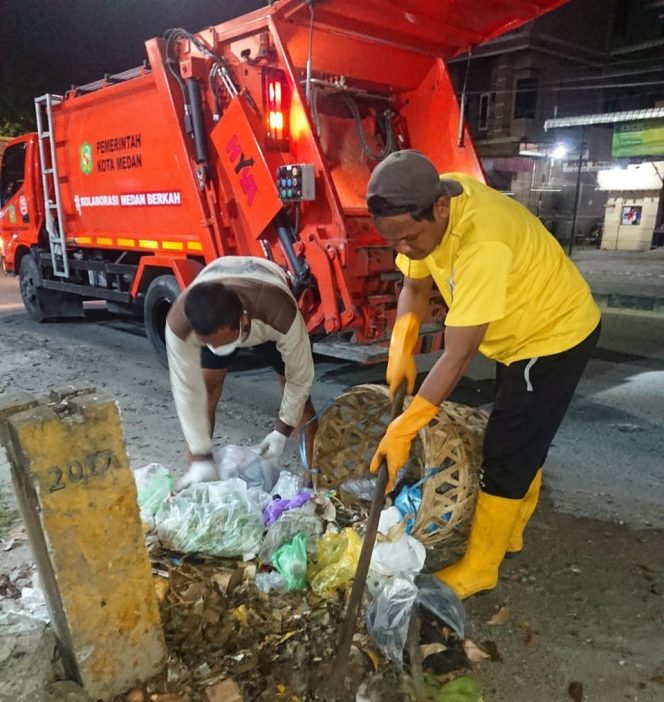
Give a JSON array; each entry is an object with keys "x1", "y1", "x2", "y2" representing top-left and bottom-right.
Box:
[{"x1": 366, "y1": 149, "x2": 463, "y2": 216}]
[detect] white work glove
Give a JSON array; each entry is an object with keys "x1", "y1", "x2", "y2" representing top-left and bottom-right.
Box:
[
  {"x1": 258, "y1": 430, "x2": 287, "y2": 460},
  {"x1": 175, "y1": 459, "x2": 218, "y2": 492}
]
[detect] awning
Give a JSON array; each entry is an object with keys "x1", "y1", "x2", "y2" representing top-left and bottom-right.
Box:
[{"x1": 544, "y1": 107, "x2": 664, "y2": 131}]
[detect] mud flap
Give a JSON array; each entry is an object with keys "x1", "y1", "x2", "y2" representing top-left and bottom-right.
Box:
[{"x1": 35, "y1": 287, "x2": 85, "y2": 319}]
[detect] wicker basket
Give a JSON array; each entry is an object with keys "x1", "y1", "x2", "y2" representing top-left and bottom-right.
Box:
[{"x1": 313, "y1": 384, "x2": 488, "y2": 546}]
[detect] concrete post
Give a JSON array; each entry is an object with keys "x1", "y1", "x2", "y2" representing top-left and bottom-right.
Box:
[{"x1": 0, "y1": 385, "x2": 166, "y2": 701}]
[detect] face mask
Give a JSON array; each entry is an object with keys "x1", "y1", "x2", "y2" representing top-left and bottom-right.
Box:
[{"x1": 206, "y1": 327, "x2": 243, "y2": 357}]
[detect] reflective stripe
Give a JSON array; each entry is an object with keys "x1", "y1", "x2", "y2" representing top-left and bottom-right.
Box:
[
  {"x1": 97, "y1": 237, "x2": 113, "y2": 246},
  {"x1": 138, "y1": 239, "x2": 159, "y2": 249},
  {"x1": 524, "y1": 357, "x2": 538, "y2": 392},
  {"x1": 187, "y1": 241, "x2": 203, "y2": 252},
  {"x1": 162, "y1": 241, "x2": 184, "y2": 251}
]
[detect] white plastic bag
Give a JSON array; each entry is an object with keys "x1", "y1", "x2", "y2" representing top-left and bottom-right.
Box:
[
  {"x1": 217, "y1": 445, "x2": 282, "y2": 492},
  {"x1": 155, "y1": 478, "x2": 264, "y2": 559},
  {"x1": 370, "y1": 507, "x2": 426, "y2": 578}
]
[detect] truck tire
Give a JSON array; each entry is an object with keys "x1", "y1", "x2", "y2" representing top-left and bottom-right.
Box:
[
  {"x1": 19, "y1": 255, "x2": 84, "y2": 321},
  {"x1": 144, "y1": 274, "x2": 181, "y2": 366}
]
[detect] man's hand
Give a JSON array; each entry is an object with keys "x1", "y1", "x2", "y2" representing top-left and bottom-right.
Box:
[
  {"x1": 175, "y1": 458, "x2": 218, "y2": 492},
  {"x1": 259, "y1": 430, "x2": 287, "y2": 460},
  {"x1": 386, "y1": 312, "x2": 420, "y2": 397},
  {"x1": 369, "y1": 395, "x2": 439, "y2": 494}
]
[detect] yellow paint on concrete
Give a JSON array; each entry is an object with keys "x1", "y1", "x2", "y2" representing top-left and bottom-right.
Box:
[{"x1": 5, "y1": 392, "x2": 165, "y2": 699}]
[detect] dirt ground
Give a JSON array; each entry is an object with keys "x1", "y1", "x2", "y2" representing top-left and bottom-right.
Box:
[{"x1": 0, "y1": 308, "x2": 663, "y2": 701}]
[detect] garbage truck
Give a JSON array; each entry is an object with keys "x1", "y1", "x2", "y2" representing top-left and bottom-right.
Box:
[{"x1": 0, "y1": 0, "x2": 568, "y2": 362}]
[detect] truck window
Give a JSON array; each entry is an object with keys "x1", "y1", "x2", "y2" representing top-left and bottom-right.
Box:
[{"x1": 0, "y1": 142, "x2": 27, "y2": 207}]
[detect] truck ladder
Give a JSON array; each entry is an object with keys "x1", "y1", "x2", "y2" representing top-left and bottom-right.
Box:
[{"x1": 35, "y1": 94, "x2": 69, "y2": 277}]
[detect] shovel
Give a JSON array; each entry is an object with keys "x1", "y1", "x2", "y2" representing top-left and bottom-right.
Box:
[{"x1": 330, "y1": 380, "x2": 408, "y2": 685}]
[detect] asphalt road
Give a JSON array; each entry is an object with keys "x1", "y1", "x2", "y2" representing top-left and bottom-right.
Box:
[{"x1": 1, "y1": 272, "x2": 663, "y2": 529}]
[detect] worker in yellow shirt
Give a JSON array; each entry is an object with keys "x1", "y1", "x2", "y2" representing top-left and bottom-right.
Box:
[{"x1": 367, "y1": 150, "x2": 601, "y2": 599}]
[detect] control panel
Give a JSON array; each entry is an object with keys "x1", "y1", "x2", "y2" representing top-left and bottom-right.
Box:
[{"x1": 276, "y1": 164, "x2": 315, "y2": 202}]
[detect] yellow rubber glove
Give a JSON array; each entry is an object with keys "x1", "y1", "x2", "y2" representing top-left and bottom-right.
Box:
[
  {"x1": 370, "y1": 395, "x2": 439, "y2": 493},
  {"x1": 386, "y1": 312, "x2": 420, "y2": 398}
]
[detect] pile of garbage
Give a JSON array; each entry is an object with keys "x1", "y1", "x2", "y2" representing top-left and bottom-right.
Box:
[{"x1": 127, "y1": 447, "x2": 483, "y2": 701}]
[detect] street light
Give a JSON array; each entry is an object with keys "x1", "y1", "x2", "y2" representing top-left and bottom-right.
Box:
[{"x1": 551, "y1": 143, "x2": 569, "y2": 160}]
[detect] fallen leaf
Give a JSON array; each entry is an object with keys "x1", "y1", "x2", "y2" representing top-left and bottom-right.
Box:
[
  {"x1": 488, "y1": 606, "x2": 510, "y2": 626},
  {"x1": 568, "y1": 681, "x2": 583, "y2": 701},
  {"x1": 463, "y1": 639, "x2": 490, "y2": 663},
  {"x1": 153, "y1": 576, "x2": 170, "y2": 604},
  {"x1": 207, "y1": 678, "x2": 243, "y2": 702},
  {"x1": 232, "y1": 605, "x2": 249, "y2": 627},
  {"x1": 126, "y1": 690, "x2": 144, "y2": 702},
  {"x1": 651, "y1": 663, "x2": 664, "y2": 685},
  {"x1": 420, "y1": 642, "x2": 447, "y2": 660}
]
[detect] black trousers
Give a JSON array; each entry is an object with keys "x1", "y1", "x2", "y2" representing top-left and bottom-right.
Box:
[{"x1": 481, "y1": 322, "x2": 601, "y2": 499}]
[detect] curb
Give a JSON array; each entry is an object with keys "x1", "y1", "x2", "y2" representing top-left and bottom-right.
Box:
[{"x1": 593, "y1": 292, "x2": 664, "y2": 313}]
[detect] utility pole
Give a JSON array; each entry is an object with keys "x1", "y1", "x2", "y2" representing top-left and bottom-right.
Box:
[{"x1": 569, "y1": 125, "x2": 586, "y2": 257}]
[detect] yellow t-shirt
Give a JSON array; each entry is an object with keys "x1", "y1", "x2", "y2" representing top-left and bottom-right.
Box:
[{"x1": 395, "y1": 173, "x2": 600, "y2": 365}]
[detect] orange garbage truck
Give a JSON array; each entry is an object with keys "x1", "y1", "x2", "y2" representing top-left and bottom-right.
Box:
[{"x1": 0, "y1": 0, "x2": 567, "y2": 362}]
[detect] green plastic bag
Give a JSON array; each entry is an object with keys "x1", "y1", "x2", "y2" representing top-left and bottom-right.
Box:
[
  {"x1": 308, "y1": 527, "x2": 362, "y2": 597},
  {"x1": 273, "y1": 532, "x2": 308, "y2": 591},
  {"x1": 402, "y1": 675, "x2": 483, "y2": 702}
]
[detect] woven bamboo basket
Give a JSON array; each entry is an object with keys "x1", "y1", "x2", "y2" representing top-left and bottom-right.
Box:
[{"x1": 313, "y1": 384, "x2": 488, "y2": 546}]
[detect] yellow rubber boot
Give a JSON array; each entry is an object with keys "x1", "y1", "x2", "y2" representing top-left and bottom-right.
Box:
[
  {"x1": 507, "y1": 469, "x2": 543, "y2": 554},
  {"x1": 436, "y1": 491, "x2": 523, "y2": 599}
]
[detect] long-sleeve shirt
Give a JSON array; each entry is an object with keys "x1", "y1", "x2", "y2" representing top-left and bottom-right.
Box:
[{"x1": 165, "y1": 257, "x2": 314, "y2": 456}]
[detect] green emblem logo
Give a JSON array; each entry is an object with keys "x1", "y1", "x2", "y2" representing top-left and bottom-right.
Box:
[
  {"x1": 79, "y1": 142, "x2": 93, "y2": 175},
  {"x1": 8, "y1": 205, "x2": 17, "y2": 224}
]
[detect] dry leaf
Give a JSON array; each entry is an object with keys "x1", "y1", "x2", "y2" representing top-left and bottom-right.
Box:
[
  {"x1": 463, "y1": 638, "x2": 490, "y2": 663},
  {"x1": 568, "y1": 681, "x2": 583, "y2": 701},
  {"x1": 232, "y1": 605, "x2": 249, "y2": 627},
  {"x1": 153, "y1": 576, "x2": 170, "y2": 604},
  {"x1": 488, "y1": 606, "x2": 510, "y2": 626},
  {"x1": 126, "y1": 690, "x2": 145, "y2": 702},
  {"x1": 207, "y1": 678, "x2": 243, "y2": 702},
  {"x1": 419, "y1": 643, "x2": 447, "y2": 660}
]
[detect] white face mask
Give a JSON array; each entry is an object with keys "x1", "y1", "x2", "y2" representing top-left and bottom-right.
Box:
[{"x1": 206, "y1": 327, "x2": 243, "y2": 357}]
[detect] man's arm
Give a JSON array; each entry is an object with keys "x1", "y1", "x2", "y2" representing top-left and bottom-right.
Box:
[
  {"x1": 165, "y1": 323, "x2": 214, "y2": 459},
  {"x1": 418, "y1": 323, "x2": 488, "y2": 406},
  {"x1": 274, "y1": 311, "x2": 315, "y2": 434},
  {"x1": 397, "y1": 273, "x2": 434, "y2": 321}
]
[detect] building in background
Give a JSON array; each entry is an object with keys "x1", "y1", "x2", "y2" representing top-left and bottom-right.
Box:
[{"x1": 448, "y1": 0, "x2": 664, "y2": 250}]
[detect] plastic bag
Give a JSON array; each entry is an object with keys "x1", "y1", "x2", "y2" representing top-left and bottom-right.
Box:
[
  {"x1": 366, "y1": 575, "x2": 417, "y2": 665},
  {"x1": 217, "y1": 445, "x2": 281, "y2": 492},
  {"x1": 370, "y1": 507, "x2": 426, "y2": 578},
  {"x1": 273, "y1": 532, "x2": 308, "y2": 591},
  {"x1": 394, "y1": 483, "x2": 422, "y2": 534},
  {"x1": 263, "y1": 489, "x2": 313, "y2": 525},
  {"x1": 255, "y1": 571, "x2": 287, "y2": 594},
  {"x1": 134, "y1": 463, "x2": 174, "y2": 528},
  {"x1": 340, "y1": 478, "x2": 377, "y2": 502},
  {"x1": 415, "y1": 573, "x2": 465, "y2": 639},
  {"x1": 258, "y1": 501, "x2": 323, "y2": 564},
  {"x1": 155, "y1": 478, "x2": 264, "y2": 559},
  {"x1": 271, "y1": 470, "x2": 305, "y2": 499},
  {"x1": 308, "y1": 527, "x2": 362, "y2": 597}
]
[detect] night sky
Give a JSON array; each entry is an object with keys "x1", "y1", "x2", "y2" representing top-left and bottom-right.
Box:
[{"x1": 0, "y1": 0, "x2": 264, "y2": 131}]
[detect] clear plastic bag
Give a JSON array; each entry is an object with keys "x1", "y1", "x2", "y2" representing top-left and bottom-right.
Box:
[
  {"x1": 255, "y1": 571, "x2": 287, "y2": 594},
  {"x1": 155, "y1": 478, "x2": 264, "y2": 559},
  {"x1": 340, "y1": 478, "x2": 377, "y2": 502},
  {"x1": 307, "y1": 527, "x2": 362, "y2": 597},
  {"x1": 415, "y1": 573, "x2": 465, "y2": 639},
  {"x1": 134, "y1": 463, "x2": 174, "y2": 528},
  {"x1": 217, "y1": 445, "x2": 282, "y2": 492},
  {"x1": 271, "y1": 470, "x2": 305, "y2": 499},
  {"x1": 258, "y1": 501, "x2": 323, "y2": 565},
  {"x1": 366, "y1": 575, "x2": 418, "y2": 665},
  {"x1": 272, "y1": 532, "x2": 308, "y2": 591}
]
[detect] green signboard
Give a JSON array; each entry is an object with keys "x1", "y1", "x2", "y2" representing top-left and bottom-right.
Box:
[{"x1": 612, "y1": 118, "x2": 664, "y2": 157}]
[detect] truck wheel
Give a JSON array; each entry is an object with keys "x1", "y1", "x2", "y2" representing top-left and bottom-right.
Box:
[
  {"x1": 19, "y1": 255, "x2": 84, "y2": 321},
  {"x1": 19, "y1": 255, "x2": 46, "y2": 321},
  {"x1": 144, "y1": 274, "x2": 181, "y2": 366}
]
